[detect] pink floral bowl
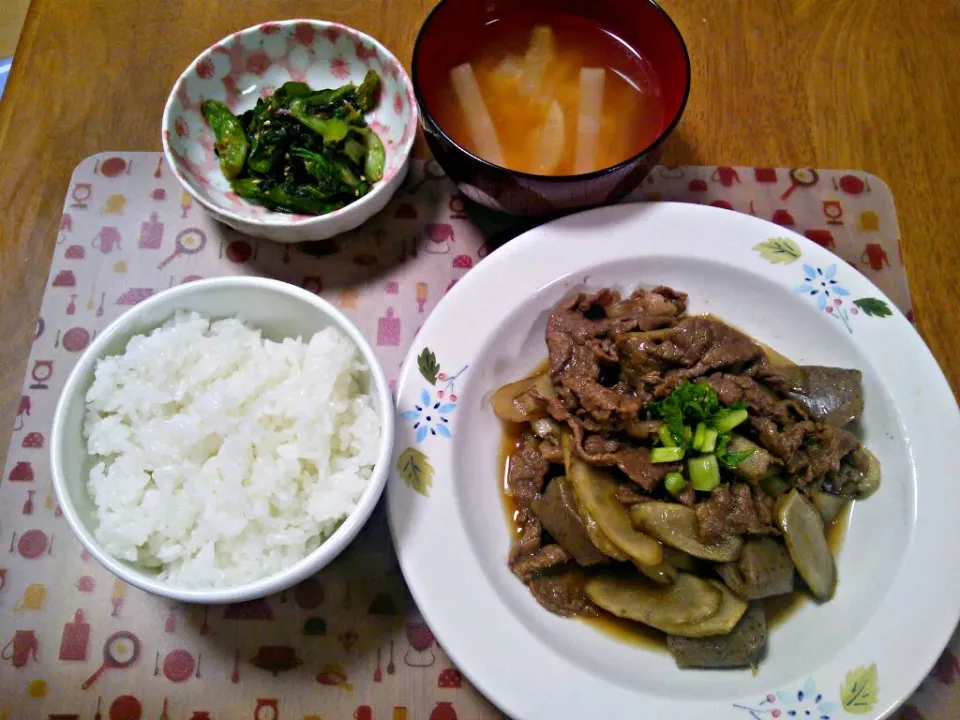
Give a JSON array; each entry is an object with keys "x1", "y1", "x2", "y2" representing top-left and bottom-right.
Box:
[{"x1": 161, "y1": 20, "x2": 417, "y2": 243}]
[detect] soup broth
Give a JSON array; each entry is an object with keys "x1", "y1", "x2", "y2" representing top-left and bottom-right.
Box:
[{"x1": 433, "y1": 12, "x2": 666, "y2": 176}]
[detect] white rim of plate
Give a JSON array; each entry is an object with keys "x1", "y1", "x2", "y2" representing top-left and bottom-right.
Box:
[{"x1": 387, "y1": 202, "x2": 960, "y2": 720}]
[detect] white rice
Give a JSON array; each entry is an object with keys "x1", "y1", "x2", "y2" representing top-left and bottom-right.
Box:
[{"x1": 83, "y1": 311, "x2": 381, "y2": 588}]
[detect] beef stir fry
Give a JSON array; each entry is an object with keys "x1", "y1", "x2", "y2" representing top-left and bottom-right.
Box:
[{"x1": 493, "y1": 286, "x2": 880, "y2": 669}]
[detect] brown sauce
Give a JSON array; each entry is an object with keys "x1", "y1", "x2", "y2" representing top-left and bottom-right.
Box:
[{"x1": 498, "y1": 336, "x2": 851, "y2": 650}]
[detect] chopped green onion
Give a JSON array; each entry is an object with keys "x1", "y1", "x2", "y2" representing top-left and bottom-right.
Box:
[
  {"x1": 664, "y1": 472, "x2": 686, "y2": 497},
  {"x1": 692, "y1": 422, "x2": 707, "y2": 451},
  {"x1": 689, "y1": 454, "x2": 721, "y2": 492},
  {"x1": 657, "y1": 424, "x2": 677, "y2": 448},
  {"x1": 715, "y1": 431, "x2": 755, "y2": 468},
  {"x1": 711, "y1": 408, "x2": 749, "y2": 434},
  {"x1": 683, "y1": 425, "x2": 693, "y2": 445},
  {"x1": 651, "y1": 446, "x2": 685, "y2": 463},
  {"x1": 716, "y1": 432, "x2": 729, "y2": 456},
  {"x1": 701, "y1": 428, "x2": 719, "y2": 453}
]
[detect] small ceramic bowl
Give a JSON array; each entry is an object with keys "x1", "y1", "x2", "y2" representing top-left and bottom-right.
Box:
[
  {"x1": 50, "y1": 277, "x2": 395, "y2": 604},
  {"x1": 162, "y1": 20, "x2": 418, "y2": 243},
  {"x1": 412, "y1": 0, "x2": 690, "y2": 216}
]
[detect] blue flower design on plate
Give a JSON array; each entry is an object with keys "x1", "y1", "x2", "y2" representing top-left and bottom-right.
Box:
[
  {"x1": 796, "y1": 264, "x2": 851, "y2": 310},
  {"x1": 777, "y1": 678, "x2": 840, "y2": 719},
  {"x1": 796, "y1": 264, "x2": 855, "y2": 332},
  {"x1": 734, "y1": 665, "x2": 878, "y2": 718},
  {"x1": 401, "y1": 388, "x2": 457, "y2": 443},
  {"x1": 735, "y1": 679, "x2": 840, "y2": 720}
]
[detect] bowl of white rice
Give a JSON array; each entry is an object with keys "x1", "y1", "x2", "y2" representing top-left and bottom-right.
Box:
[{"x1": 50, "y1": 276, "x2": 393, "y2": 603}]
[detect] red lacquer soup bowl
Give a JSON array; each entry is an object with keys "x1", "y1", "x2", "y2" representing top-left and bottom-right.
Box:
[{"x1": 412, "y1": 0, "x2": 690, "y2": 216}]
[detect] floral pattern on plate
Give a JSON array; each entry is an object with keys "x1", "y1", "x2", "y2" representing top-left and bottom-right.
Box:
[
  {"x1": 401, "y1": 388, "x2": 457, "y2": 443},
  {"x1": 734, "y1": 664, "x2": 879, "y2": 718},
  {"x1": 752, "y1": 239, "x2": 895, "y2": 333},
  {"x1": 793, "y1": 263, "x2": 893, "y2": 333},
  {"x1": 396, "y1": 348, "x2": 468, "y2": 496},
  {"x1": 796, "y1": 264, "x2": 850, "y2": 310}
]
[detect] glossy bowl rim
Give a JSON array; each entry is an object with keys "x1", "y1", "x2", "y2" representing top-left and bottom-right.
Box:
[
  {"x1": 410, "y1": 0, "x2": 691, "y2": 182},
  {"x1": 160, "y1": 18, "x2": 419, "y2": 229},
  {"x1": 49, "y1": 276, "x2": 395, "y2": 603}
]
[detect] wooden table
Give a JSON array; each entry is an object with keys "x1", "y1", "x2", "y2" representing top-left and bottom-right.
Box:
[
  {"x1": 0, "y1": 0, "x2": 30, "y2": 59},
  {"x1": 1, "y1": 0, "x2": 959, "y2": 450}
]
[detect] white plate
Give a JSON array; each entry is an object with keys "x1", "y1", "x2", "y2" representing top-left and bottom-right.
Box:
[{"x1": 387, "y1": 203, "x2": 960, "y2": 720}]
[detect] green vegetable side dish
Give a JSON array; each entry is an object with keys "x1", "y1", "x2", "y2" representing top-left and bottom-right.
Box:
[
  {"x1": 201, "y1": 100, "x2": 248, "y2": 180},
  {"x1": 201, "y1": 70, "x2": 387, "y2": 216}
]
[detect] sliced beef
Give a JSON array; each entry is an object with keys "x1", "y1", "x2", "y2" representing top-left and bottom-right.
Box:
[
  {"x1": 544, "y1": 395, "x2": 573, "y2": 423},
  {"x1": 624, "y1": 419, "x2": 663, "y2": 440},
  {"x1": 510, "y1": 517, "x2": 542, "y2": 562},
  {"x1": 545, "y1": 289, "x2": 684, "y2": 428},
  {"x1": 750, "y1": 416, "x2": 817, "y2": 461},
  {"x1": 505, "y1": 433, "x2": 549, "y2": 518},
  {"x1": 676, "y1": 484, "x2": 697, "y2": 507},
  {"x1": 789, "y1": 425, "x2": 861, "y2": 485},
  {"x1": 825, "y1": 444, "x2": 876, "y2": 496},
  {"x1": 546, "y1": 291, "x2": 609, "y2": 373},
  {"x1": 618, "y1": 317, "x2": 777, "y2": 399},
  {"x1": 605, "y1": 286, "x2": 688, "y2": 321},
  {"x1": 538, "y1": 441, "x2": 564, "y2": 463},
  {"x1": 585, "y1": 337, "x2": 619, "y2": 364},
  {"x1": 704, "y1": 373, "x2": 782, "y2": 419},
  {"x1": 695, "y1": 484, "x2": 777, "y2": 544},
  {"x1": 510, "y1": 544, "x2": 570, "y2": 581},
  {"x1": 614, "y1": 485, "x2": 652, "y2": 506},
  {"x1": 727, "y1": 484, "x2": 762, "y2": 533},
  {"x1": 566, "y1": 418, "x2": 679, "y2": 490},
  {"x1": 528, "y1": 565, "x2": 592, "y2": 617},
  {"x1": 584, "y1": 434, "x2": 620, "y2": 455},
  {"x1": 747, "y1": 360, "x2": 791, "y2": 386},
  {"x1": 617, "y1": 333, "x2": 673, "y2": 390},
  {"x1": 753, "y1": 492, "x2": 776, "y2": 528},
  {"x1": 561, "y1": 374, "x2": 644, "y2": 426},
  {"x1": 532, "y1": 478, "x2": 606, "y2": 566},
  {"x1": 655, "y1": 316, "x2": 765, "y2": 376},
  {"x1": 750, "y1": 416, "x2": 861, "y2": 486},
  {"x1": 546, "y1": 290, "x2": 621, "y2": 383},
  {"x1": 615, "y1": 448, "x2": 680, "y2": 491},
  {"x1": 545, "y1": 293, "x2": 608, "y2": 413}
]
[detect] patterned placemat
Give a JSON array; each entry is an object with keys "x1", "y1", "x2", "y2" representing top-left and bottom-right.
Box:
[{"x1": 2, "y1": 153, "x2": 947, "y2": 720}]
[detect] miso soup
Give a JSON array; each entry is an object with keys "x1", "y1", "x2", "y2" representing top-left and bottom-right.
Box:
[{"x1": 433, "y1": 12, "x2": 667, "y2": 176}]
